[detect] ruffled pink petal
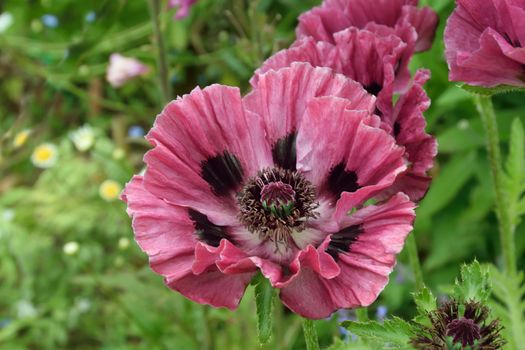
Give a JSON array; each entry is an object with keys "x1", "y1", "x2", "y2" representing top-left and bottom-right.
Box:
[
  {"x1": 445, "y1": 1, "x2": 525, "y2": 87},
  {"x1": 296, "y1": 6, "x2": 351, "y2": 44},
  {"x1": 122, "y1": 176, "x2": 196, "y2": 262},
  {"x1": 168, "y1": 270, "x2": 253, "y2": 310},
  {"x1": 323, "y1": 194, "x2": 415, "y2": 308},
  {"x1": 122, "y1": 176, "x2": 254, "y2": 309},
  {"x1": 451, "y1": 28, "x2": 525, "y2": 87},
  {"x1": 301, "y1": 0, "x2": 437, "y2": 53},
  {"x1": 379, "y1": 69, "x2": 437, "y2": 201},
  {"x1": 296, "y1": 96, "x2": 406, "y2": 215},
  {"x1": 147, "y1": 85, "x2": 272, "y2": 177},
  {"x1": 251, "y1": 38, "x2": 341, "y2": 87},
  {"x1": 143, "y1": 142, "x2": 238, "y2": 225},
  {"x1": 333, "y1": 26, "x2": 410, "y2": 110},
  {"x1": 280, "y1": 193, "x2": 415, "y2": 318},
  {"x1": 143, "y1": 84, "x2": 273, "y2": 224},
  {"x1": 324, "y1": 0, "x2": 416, "y2": 28},
  {"x1": 380, "y1": 172, "x2": 432, "y2": 202},
  {"x1": 244, "y1": 63, "x2": 376, "y2": 146},
  {"x1": 279, "y1": 268, "x2": 337, "y2": 319},
  {"x1": 401, "y1": 5, "x2": 439, "y2": 52}
]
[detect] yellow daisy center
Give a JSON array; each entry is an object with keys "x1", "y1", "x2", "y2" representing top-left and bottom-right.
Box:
[{"x1": 99, "y1": 180, "x2": 122, "y2": 201}]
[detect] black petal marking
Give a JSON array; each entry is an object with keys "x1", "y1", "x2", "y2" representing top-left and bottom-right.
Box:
[
  {"x1": 326, "y1": 225, "x2": 363, "y2": 260},
  {"x1": 272, "y1": 133, "x2": 297, "y2": 171},
  {"x1": 364, "y1": 82, "x2": 382, "y2": 96},
  {"x1": 326, "y1": 162, "x2": 361, "y2": 198},
  {"x1": 393, "y1": 122, "x2": 401, "y2": 137},
  {"x1": 201, "y1": 151, "x2": 244, "y2": 196},
  {"x1": 188, "y1": 209, "x2": 229, "y2": 247}
]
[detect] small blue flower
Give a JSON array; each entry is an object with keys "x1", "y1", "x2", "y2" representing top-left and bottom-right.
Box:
[
  {"x1": 41, "y1": 14, "x2": 59, "y2": 28},
  {"x1": 376, "y1": 305, "x2": 388, "y2": 321},
  {"x1": 85, "y1": 11, "x2": 96, "y2": 23},
  {"x1": 128, "y1": 125, "x2": 145, "y2": 138}
]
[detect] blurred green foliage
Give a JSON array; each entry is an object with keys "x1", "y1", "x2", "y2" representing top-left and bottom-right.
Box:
[{"x1": 0, "y1": 0, "x2": 524, "y2": 349}]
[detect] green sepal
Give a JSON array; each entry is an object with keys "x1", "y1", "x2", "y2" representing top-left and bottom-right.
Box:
[{"x1": 459, "y1": 83, "x2": 525, "y2": 96}]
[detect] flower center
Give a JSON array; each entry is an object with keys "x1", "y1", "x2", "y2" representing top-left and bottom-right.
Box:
[
  {"x1": 238, "y1": 168, "x2": 318, "y2": 248},
  {"x1": 446, "y1": 317, "x2": 481, "y2": 347},
  {"x1": 260, "y1": 181, "x2": 296, "y2": 218}
]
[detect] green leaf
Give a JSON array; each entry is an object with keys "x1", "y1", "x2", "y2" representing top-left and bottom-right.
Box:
[
  {"x1": 253, "y1": 274, "x2": 275, "y2": 345},
  {"x1": 488, "y1": 265, "x2": 525, "y2": 350},
  {"x1": 437, "y1": 125, "x2": 484, "y2": 153},
  {"x1": 453, "y1": 260, "x2": 491, "y2": 303},
  {"x1": 342, "y1": 318, "x2": 416, "y2": 349},
  {"x1": 504, "y1": 118, "x2": 525, "y2": 227},
  {"x1": 416, "y1": 151, "x2": 478, "y2": 226},
  {"x1": 459, "y1": 83, "x2": 525, "y2": 96},
  {"x1": 413, "y1": 286, "x2": 437, "y2": 315}
]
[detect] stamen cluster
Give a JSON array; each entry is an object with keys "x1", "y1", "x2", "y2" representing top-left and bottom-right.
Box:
[
  {"x1": 411, "y1": 300, "x2": 505, "y2": 350},
  {"x1": 238, "y1": 168, "x2": 318, "y2": 248}
]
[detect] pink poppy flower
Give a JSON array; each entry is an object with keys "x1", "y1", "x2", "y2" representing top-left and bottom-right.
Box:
[
  {"x1": 377, "y1": 69, "x2": 437, "y2": 201},
  {"x1": 122, "y1": 63, "x2": 416, "y2": 319},
  {"x1": 168, "y1": 0, "x2": 198, "y2": 19},
  {"x1": 106, "y1": 54, "x2": 149, "y2": 88},
  {"x1": 252, "y1": 34, "x2": 436, "y2": 201},
  {"x1": 297, "y1": 0, "x2": 438, "y2": 53},
  {"x1": 445, "y1": 0, "x2": 525, "y2": 88}
]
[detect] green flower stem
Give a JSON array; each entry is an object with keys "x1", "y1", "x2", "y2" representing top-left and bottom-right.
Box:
[
  {"x1": 406, "y1": 233, "x2": 424, "y2": 290},
  {"x1": 474, "y1": 95, "x2": 517, "y2": 275},
  {"x1": 148, "y1": 0, "x2": 172, "y2": 106},
  {"x1": 302, "y1": 319, "x2": 320, "y2": 350},
  {"x1": 355, "y1": 308, "x2": 369, "y2": 321}
]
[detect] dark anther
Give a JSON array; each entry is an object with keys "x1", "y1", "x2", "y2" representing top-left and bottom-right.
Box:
[
  {"x1": 272, "y1": 133, "x2": 297, "y2": 171},
  {"x1": 201, "y1": 151, "x2": 244, "y2": 196},
  {"x1": 446, "y1": 318, "x2": 482, "y2": 347},
  {"x1": 326, "y1": 225, "x2": 363, "y2": 259},
  {"x1": 364, "y1": 82, "x2": 382, "y2": 96},
  {"x1": 326, "y1": 162, "x2": 361, "y2": 198},
  {"x1": 188, "y1": 209, "x2": 229, "y2": 247},
  {"x1": 393, "y1": 122, "x2": 401, "y2": 137}
]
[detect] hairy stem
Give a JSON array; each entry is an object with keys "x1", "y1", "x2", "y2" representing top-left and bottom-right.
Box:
[
  {"x1": 302, "y1": 319, "x2": 320, "y2": 350},
  {"x1": 148, "y1": 0, "x2": 171, "y2": 105},
  {"x1": 355, "y1": 308, "x2": 369, "y2": 322},
  {"x1": 474, "y1": 95, "x2": 516, "y2": 275},
  {"x1": 406, "y1": 233, "x2": 424, "y2": 290}
]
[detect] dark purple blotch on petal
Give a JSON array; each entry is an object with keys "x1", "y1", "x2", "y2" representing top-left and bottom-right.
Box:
[
  {"x1": 272, "y1": 133, "x2": 297, "y2": 171},
  {"x1": 326, "y1": 162, "x2": 361, "y2": 198},
  {"x1": 189, "y1": 209, "x2": 229, "y2": 247},
  {"x1": 201, "y1": 151, "x2": 244, "y2": 196},
  {"x1": 364, "y1": 82, "x2": 382, "y2": 96},
  {"x1": 326, "y1": 224, "x2": 363, "y2": 260},
  {"x1": 393, "y1": 122, "x2": 401, "y2": 137}
]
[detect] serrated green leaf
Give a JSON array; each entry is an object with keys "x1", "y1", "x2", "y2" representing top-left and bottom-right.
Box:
[
  {"x1": 254, "y1": 274, "x2": 275, "y2": 345},
  {"x1": 453, "y1": 260, "x2": 491, "y2": 303},
  {"x1": 342, "y1": 318, "x2": 416, "y2": 349},
  {"x1": 413, "y1": 286, "x2": 437, "y2": 315},
  {"x1": 488, "y1": 265, "x2": 525, "y2": 350},
  {"x1": 460, "y1": 83, "x2": 525, "y2": 96}
]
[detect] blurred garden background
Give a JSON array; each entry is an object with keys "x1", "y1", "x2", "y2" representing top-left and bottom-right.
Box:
[{"x1": 0, "y1": 0, "x2": 524, "y2": 349}]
